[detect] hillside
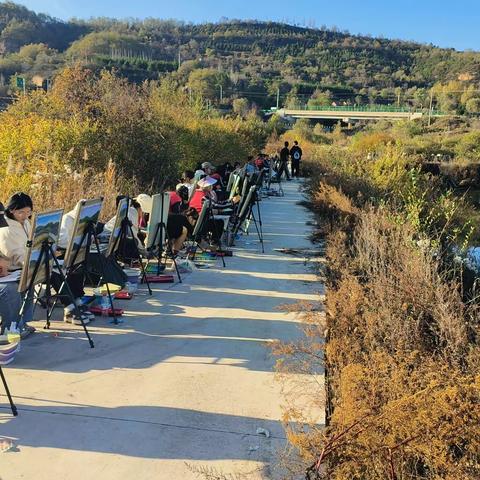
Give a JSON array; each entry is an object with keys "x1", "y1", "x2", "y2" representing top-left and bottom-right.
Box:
[{"x1": 0, "y1": 1, "x2": 479, "y2": 109}]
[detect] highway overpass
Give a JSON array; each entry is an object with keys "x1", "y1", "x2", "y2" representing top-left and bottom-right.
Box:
[{"x1": 275, "y1": 106, "x2": 444, "y2": 122}]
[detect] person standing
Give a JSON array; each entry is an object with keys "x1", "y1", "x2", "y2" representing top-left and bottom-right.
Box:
[
  {"x1": 278, "y1": 141, "x2": 291, "y2": 181},
  {"x1": 290, "y1": 140, "x2": 303, "y2": 178}
]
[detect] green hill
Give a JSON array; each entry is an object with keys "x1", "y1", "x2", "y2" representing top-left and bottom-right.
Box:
[{"x1": 0, "y1": 1, "x2": 479, "y2": 109}]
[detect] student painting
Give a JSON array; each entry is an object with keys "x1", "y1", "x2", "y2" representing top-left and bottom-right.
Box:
[
  {"x1": 194, "y1": 162, "x2": 205, "y2": 181},
  {"x1": 0, "y1": 202, "x2": 22, "y2": 335},
  {"x1": 104, "y1": 196, "x2": 146, "y2": 261},
  {"x1": 181, "y1": 170, "x2": 196, "y2": 197},
  {"x1": 244, "y1": 156, "x2": 256, "y2": 176},
  {"x1": 135, "y1": 194, "x2": 153, "y2": 229},
  {"x1": 167, "y1": 185, "x2": 193, "y2": 255},
  {"x1": 255, "y1": 154, "x2": 266, "y2": 171},
  {"x1": 54, "y1": 201, "x2": 94, "y2": 325},
  {"x1": 0, "y1": 193, "x2": 35, "y2": 337},
  {"x1": 190, "y1": 176, "x2": 240, "y2": 246}
]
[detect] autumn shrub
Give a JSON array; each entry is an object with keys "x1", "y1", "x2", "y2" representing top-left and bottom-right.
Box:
[
  {"x1": 279, "y1": 201, "x2": 480, "y2": 479},
  {"x1": 0, "y1": 64, "x2": 268, "y2": 211},
  {"x1": 274, "y1": 127, "x2": 480, "y2": 479}
]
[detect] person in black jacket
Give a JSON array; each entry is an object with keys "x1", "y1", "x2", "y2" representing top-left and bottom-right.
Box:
[
  {"x1": 290, "y1": 140, "x2": 303, "y2": 178},
  {"x1": 278, "y1": 141, "x2": 291, "y2": 181}
]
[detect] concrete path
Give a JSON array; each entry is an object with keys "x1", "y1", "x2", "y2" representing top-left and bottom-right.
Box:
[{"x1": 0, "y1": 181, "x2": 324, "y2": 480}]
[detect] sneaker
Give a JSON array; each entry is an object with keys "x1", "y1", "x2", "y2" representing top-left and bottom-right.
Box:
[
  {"x1": 198, "y1": 239, "x2": 210, "y2": 250},
  {"x1": 20, "y1": 325, "x2": 35, "y2": 339},
  {"x1": 209, "y1": 243, "x2": 220, "y2": 252},
  {"x1": 64, "y1": 311, "x2": 90, "y2": 326},
  {"x1": 78, "y1": 305, "x2": 95, "y2": 321}
]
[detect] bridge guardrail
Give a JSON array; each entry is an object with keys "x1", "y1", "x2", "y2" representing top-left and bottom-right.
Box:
[{"x1": 282, "y1": 105, "x2": 445, "y2": 115}]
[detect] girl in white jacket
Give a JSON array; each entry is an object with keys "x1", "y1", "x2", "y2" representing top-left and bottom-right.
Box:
[{"x1": 0, "y1": 192, "x2": 35, "y2": 337}]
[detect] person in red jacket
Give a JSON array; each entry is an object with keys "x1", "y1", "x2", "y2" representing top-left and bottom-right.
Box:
[{"x1": 192, "y1": 177, "x2": 240, "y2": 246}]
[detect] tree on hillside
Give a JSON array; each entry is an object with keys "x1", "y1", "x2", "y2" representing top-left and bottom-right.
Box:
[
  {"x1": 67, "y1": 31, "x2": 145, "y2": 59},
  {"x1": 432, "y1": 81, "x2": 464, "y2": 113},
  {"x1": 187, "y1": 68, "x2": 229, "y2": 101},
  {"x1": 232, "y1": 97, "x2": 250, "y2": 118},
  {"x1": 465, "y1": 97, "x2": 480, "y2": 114},
  {"x1": 307, "y1": 89, "x2": 333, "y2": 108}
]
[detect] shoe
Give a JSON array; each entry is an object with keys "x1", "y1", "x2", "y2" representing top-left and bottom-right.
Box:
[
  {"x1": 209, "y1": 243, "x2": 220, "y2": 252},
  {"x1": 20, "y1": 325, "x2": 35, "y2": 339},
  {"x1": 64, "y1": 311, "x2": 90, "y2": 326},
  {"x1": 81, "y1": 309, "x2": 95, "y2": 321},
  {"x1": 198, "y1": 239, "x2": 210, "y2": 250},
  {"x1": 78, "y1": 305, "x2": 95, "y2": 320}
]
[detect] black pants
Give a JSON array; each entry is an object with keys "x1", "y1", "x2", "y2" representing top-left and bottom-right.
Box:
[
  {"x1": 167, "y1": 214, "x2": 192, "y2": 240},
  {"x1": 203, "y1": 218, "x2": 225, "y2": 244},
  {"x1": 277, "y1": 161, "x2": 290, "y2": 180},
  {"x1": 291, "y1": 159, "x2": 300, "y2": 177},
  {"x1": 51, "y1": 270, "x2": 85, "y2": 307}
]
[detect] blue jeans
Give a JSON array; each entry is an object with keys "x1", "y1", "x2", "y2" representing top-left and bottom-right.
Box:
[{"x1": 0, "y1": 282, "x2": 21, "y2": 332}]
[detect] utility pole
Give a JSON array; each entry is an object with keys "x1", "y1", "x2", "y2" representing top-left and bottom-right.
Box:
[
  {"x1": 428, "y1": 90, "x2": 433, "y2": 126},
  {"x1": 397, "y1": 90, "x2": 401, "y2": 107},
  {"x1": 178, "y1": 50, "x2": 181, "y2": 70},
  {"x1": 276, "y1": 87, "x2": 280, "y2": 109},
  {"x1": 219, "y1": 84, "x2": 223, "y2": 102}
]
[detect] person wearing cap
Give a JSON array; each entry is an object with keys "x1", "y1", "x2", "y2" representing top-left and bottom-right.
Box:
[
  {"x1": 0, "y1": 202, "x2": 22, "y2": 334},
  {"x1": 135, "y1": 194, "x2": 153, "y2": 228},
  {"x1": 193, "y1": 162, "x2": 206, "y2": 181},
  {"x1": 194, "y1": 161, "x2": 215, "y2": 182},
  {"x1": 202, "y1": 162, "x2": 214, "y2": 175},
  {"x1": 0, "y1": 193, "x2": 35, "y2": 337}
]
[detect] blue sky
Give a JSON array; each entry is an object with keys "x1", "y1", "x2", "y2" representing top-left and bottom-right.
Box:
[{"x1": 16, "y1": 0, "x2": 479, "y2": 51}]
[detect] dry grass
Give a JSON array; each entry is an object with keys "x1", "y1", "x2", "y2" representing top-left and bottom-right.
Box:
[
  {"x1": 1, "y1": 159, "x2": 135, "y2": 220},
  {"x1": 273, "y1": 177, "x2": 479, "y2": 479},
  {"x1": 312, "y1": 205, "x2": 479, "y2": 479}
]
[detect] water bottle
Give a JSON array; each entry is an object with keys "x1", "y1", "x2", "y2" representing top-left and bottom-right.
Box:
[{"x1": 100, "y1": 294, "x2": 110, "y2": 317}]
